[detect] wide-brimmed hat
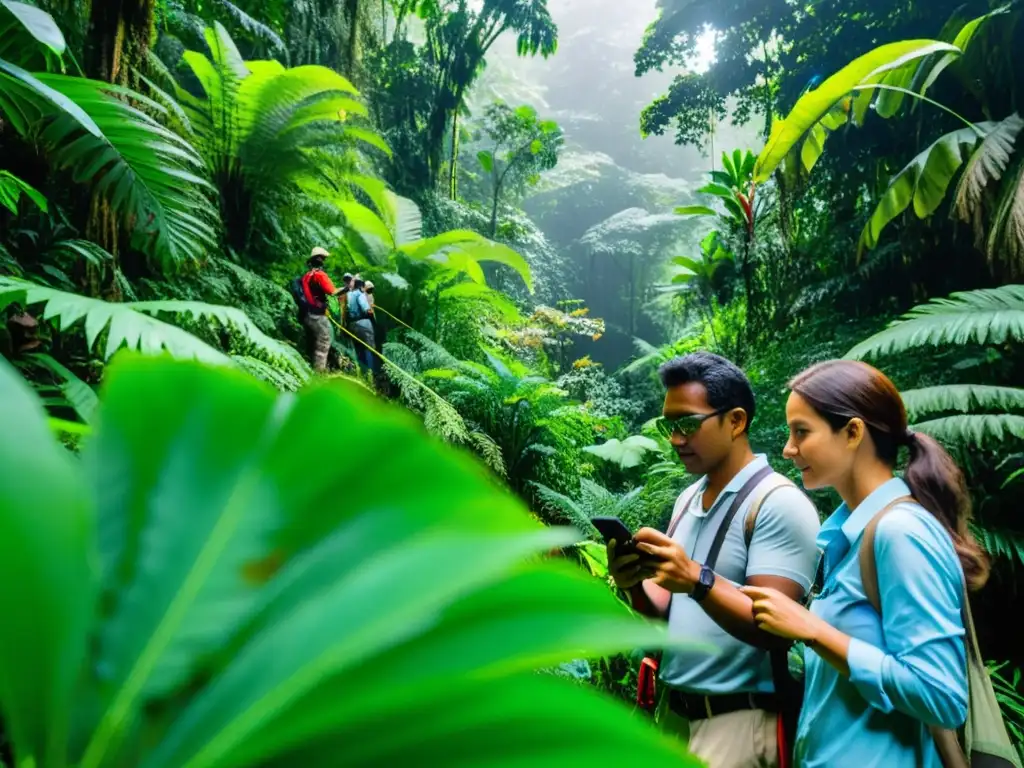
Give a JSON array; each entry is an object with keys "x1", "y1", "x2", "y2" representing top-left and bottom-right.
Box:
[{"x1": 307, "y1": 246, "x2": 329, "y2": 265}]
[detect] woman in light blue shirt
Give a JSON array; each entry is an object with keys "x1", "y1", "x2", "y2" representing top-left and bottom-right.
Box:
[{"x1": 741, "y1": 359, "x2": 989, "y2": 767}]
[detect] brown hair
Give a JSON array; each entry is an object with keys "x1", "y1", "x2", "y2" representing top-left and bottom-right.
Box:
[{"x1": 788, "y1": 359, "x2": 989, "y2": 591}]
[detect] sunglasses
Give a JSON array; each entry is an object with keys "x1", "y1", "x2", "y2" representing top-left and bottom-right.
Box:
[{"x1": 655, "y1": 408, "x2": 729, "y2": 439}]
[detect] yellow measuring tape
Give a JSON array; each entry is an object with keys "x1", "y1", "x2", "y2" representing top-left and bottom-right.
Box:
[
  {"x1": 324, "y1": 308, "x2": 459, "y2": 418},
  {"x1": 372, "y1": 303, "x2": 416, "y2": 332}
]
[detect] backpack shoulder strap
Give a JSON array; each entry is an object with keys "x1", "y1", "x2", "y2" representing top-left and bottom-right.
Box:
[
  {"x1": 705, "y1": 463, "x2": 775, "y2": 570},
  {"x1": 666, "y1": 482, "x2": 702, "y2": 539},
  {"x1": 859, "y1": 494, "x2": 916, "y2": 614},
  {"x1": 743, "y1": 473, "x2": 798, "y2": 548}
]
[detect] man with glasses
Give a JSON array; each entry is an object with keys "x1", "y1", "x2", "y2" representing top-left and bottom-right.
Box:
[{"x1": 609, "y1": 352, "x2": 820, "y2": 768}]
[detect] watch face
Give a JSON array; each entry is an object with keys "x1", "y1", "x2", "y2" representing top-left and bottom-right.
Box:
[{"x1": 700, "y1": 566, "x2": 715, "y2": 587}]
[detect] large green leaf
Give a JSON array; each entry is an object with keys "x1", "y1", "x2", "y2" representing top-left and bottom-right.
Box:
[
  {"x1": 0, "y1": 169, "x2": 47, "y2": 213},
  {"x1": 583, "y1": 435, "x2": 660, "y2": 469},
  {"x1": 0, "y1": 358, "x2": 94, "y2": 768},
  {"x1": 0, "y1": 0, "x2": 65, "y2": 64},
  {"x1": 846, "y1": 284, "x2": 1024, "y2": 359},
  {"x1": 869, "y1": 5, "x2": 1003, "y2": 122},
  {"x1": 754, "y1": 40, "x2": 960, "y2": 183},
  {"x1": 858, "y1": 123, "x2": 992, "y2": 254},
  {"x1": 0, "y1": 59, "x2": 100, "y2": 136},
  {"x1": 400, "y1": 231, "x2": 534, "y2": 293},
  {"x1": 0, "y1": 354, "x2": 697, "y2": 768},
  {"x1": 908, "y1": 6, "x2": 1011, "y2": 111},
  {"x1": 0, "y1": 278, "x2": 310, "y2": 380}
]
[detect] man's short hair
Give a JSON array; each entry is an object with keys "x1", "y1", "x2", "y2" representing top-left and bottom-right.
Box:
[
  {"x1": 343, "y1": 273, "x2": 353, "y2": 282},
  {"x1": 658, "y1": 351, "x2": 756, "y2": 432}
]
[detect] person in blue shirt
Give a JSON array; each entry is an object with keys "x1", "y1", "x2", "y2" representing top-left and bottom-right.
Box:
[
  {"x1": 741, "y1": 359, "x2": 990, "y2": 768},
  {"x1": 611, "y1": 352, "x2": 821, "y2": 768},
  {"x1": 346, "y1": 278, "x2": 376, "y2": 375}
]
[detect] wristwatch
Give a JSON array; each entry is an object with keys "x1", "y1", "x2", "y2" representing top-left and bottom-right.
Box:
[{"x1": 691, "y1": 564, "x2": 716, "y2": 603}]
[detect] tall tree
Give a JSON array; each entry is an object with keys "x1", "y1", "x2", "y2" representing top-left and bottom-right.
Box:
[
  {"x1": 474, "y1": 102, "x2": 563, "y2": 237},
  {"x1": 421, "y1": 0, "x2": 558, "y2": 194}
]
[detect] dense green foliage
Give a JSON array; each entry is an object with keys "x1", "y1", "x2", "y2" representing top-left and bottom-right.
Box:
[{"x1": 2, "y1": 0, "x2": 1024, "y2": 762}]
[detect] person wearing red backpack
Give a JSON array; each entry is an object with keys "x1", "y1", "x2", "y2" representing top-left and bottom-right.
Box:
[
  {"x1": 609, "y1": 352, "x2": 821, "y2": 768},
  {"x1": 296, "y1": 247, "x2": 346, "y2": 372}
]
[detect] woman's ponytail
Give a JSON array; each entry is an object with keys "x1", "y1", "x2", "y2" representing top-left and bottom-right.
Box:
[{"x1": 904, "y1": 430, "x2": 990, "y2": 591}]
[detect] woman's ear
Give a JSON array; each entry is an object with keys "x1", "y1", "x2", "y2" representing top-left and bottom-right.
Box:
[{"x1": 845, "y1": 417, "x2": 866, "y2": 451}]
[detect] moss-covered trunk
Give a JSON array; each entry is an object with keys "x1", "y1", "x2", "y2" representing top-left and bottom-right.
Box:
[{"x1": 83, "y1": 0, "x2": 156, "y2": 296}]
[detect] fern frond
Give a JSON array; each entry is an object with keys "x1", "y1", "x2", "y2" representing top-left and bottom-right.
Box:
[
  {"x1": 846, "y1": 284, "x2": 1024, "y2": 359},
  {"x1": 915, "y1": 414, "x2": 1024, "y2": 446},
  {"x1": 971, "y1": 523, "x2": 1024, "y2": 568},
  {"x1": 531, "y1": 481, "x2": 595, "y2": 534},
  {"x1": 231, "y1": 355, "x2": 303, "y2": 392},
  {"x1": 468, "y1": 430, "x2": 507, "y2": 477},
  {"x1": 902, "y1": 385, "x2": 1024, "y2": 420},
  {"x1": 422, "y1": 396, "x2": 471, "y2": 444},
  {"x1": 0, "y1": 278, "x2": 309, "y2": 380}
]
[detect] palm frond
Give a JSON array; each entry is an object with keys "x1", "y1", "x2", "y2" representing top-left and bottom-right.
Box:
[
  {"x1": 846, "y1": 284, "x2": 1024, "y2": 359},
  {"x1": 985, "y1": 160, "x2": 1024, "y2": 276},
  {"x1": 218, "y1": 0, "x2": 287, "y2": 57},
  {"x1": 24, "y1": 352, "x2": 97, "y2": 424},
  {"x1": 915, "y1": 414, "x2": 1024, "y2": 446},
  {"x1": 954, "y1": 114, "x2": 1024, "y2": 222},
  {"x1": 468, "y1": 430, "x2": 507, "y2": 477},
  {"x1": 29, "y1": 73, "x2": 217, "y2": 268},
  {"x1": 902, "y1": 385, "x2": 1024, "y2": 420}
]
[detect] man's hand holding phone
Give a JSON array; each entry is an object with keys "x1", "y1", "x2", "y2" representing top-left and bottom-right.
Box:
[
  {"x1": 592, "y1": 516, "x2": 658, "y2": 589},
  {"x1": 632, "y1": 528, "x2": 700, "y2": 594}
]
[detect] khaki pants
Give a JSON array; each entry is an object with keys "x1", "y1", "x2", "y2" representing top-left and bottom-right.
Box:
[
  {"x1": 657, "y1": 690, "x2": 778, "y2": 768},
  {"x1": 302, "y1": 313, "x2": 332, "y2": 372}
]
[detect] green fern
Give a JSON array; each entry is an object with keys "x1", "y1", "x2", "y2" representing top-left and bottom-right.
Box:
[
  {"x1": 846, "y1": 284, "x2": 1024, "y2": 359},
  {"x1": 531, "y1": 479, "x2": 649, "y2": 538},
  {"x1": 0, "y1": 277, "x2": 310, "y2": 380},
  {"x1": 914, "y1": 414, "x2": 1024, "y2": 446},
  {"x1": 972, "y1": 524, "x2": 1024, "y2": 569},
  {"x1": 902, "y1": 385, "x2": 1024, "y2": 420}
]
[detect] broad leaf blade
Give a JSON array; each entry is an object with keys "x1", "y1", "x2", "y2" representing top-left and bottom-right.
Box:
[
  {"x1": 0, "y1": 358, "x2": 94, "y2": 767},
  {"x1": 755, "y1": 40, "x2": 960, "y2": 182}
]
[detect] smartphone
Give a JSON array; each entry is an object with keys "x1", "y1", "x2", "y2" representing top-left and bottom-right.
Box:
[{"x1": 591, "y1": 516, "x2": 635, "y2": 552}]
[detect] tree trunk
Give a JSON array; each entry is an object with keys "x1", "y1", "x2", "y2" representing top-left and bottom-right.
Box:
[
  {"x1": 739, "y1": 235, "x2": 754, "y2": 363},
  {"x1": 344, "y1": 0, "x2": 361, "y2": 77},
  {"x1": 490, "y1": 185, "x2": 500, "y2": 238},
  {"x1": 84, "y1": 0, "x2": 155, "y2": 295},
  {"x1": 85, "y1": 0, "x2": 154, "y2": 87},
  {"x1": 449, "y1": 111, "x2": 460, "y2": 200},
  {"x1": 628, "y1": 253, "x2": 636, "y2": 341}
]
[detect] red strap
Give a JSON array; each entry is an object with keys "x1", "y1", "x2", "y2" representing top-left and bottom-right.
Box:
[
  {"x1": 637, "y1": 656, "x2": 659, "y2": 710},
  {"x1": 777, "y1": 712, "x2": 789, "y2": 768}
]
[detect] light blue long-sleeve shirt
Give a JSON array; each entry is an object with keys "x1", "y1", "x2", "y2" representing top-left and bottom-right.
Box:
[{"x1": 795, "y1": 477, "x2": 968, "y2": 767}]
